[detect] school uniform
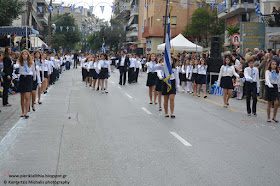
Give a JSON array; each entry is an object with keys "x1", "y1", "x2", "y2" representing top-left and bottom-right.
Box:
[
  {"x1": 265, "y1": 70, "x2": 280, "y2": 102},
  {"x1": 146, "y1": 61, "x2": 157, "y2": 87},
  {"x1": 155, "y1": 65, "x2": 164, "y2": 92},
  {"x1": 18, "y1": 62, "x2": 36, "y2": 93},
  {"x1": 32, "y1": 63, "x2": 42, "y2": 90},
  {"x1": 244, "y1": 67, "x2": 260, "y2": 114},
  {"x1": 81, "y1": 58, "x2": 86, "y2": 81},
  {"x1": 190, "y1": 65, "x2": 199, "y2": 84},
  {"x1": 87, "y1": 61, "x2": 95, "y2": 77},
  {"x1": 177, "y1": 65, "x2": 187, "y2": 83},
  {"x1": 128, "y1": 58, "x2": 136, "y2": 83},
  {"x1": 42, "y1": 60, "x2": 49, "y2": 79},
  {"x1": 93, "y1": 61, "x2": 100, "y2": 79},
  {"x1": 135, "y1": 59, "x2": 142, "y2": 83},
  {"x1": 186, "y1": 65, "x2": 193, "y2": 93},
  {"x1": 218, "y1": 65, "x2": 239, "y2": 89},
  {"x1": 98, "y1": 60, "x2": 111, "y2": 79},
  {"x1": 197, "y1": 65, "x2": 207, "y2": 85}
]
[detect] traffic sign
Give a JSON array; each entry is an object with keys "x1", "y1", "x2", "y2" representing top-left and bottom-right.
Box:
[
  {"x1": 129, "y1": 45, "x2": 136, "y2": 50},
  {"x1": 42, "y1": 44, "x2": 46, "y2": 49},
  {"x1": 231, "y1": 33, "x2": 240, "y2": 46}
]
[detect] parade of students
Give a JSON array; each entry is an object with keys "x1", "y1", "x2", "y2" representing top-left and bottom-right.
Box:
[
  {"x1": 217, "y1": 56, "x2": 240, "y2": 108},
  {"x1": 98, "y1": 53, "x2": 111, "y2": 93},
  {"x1": 197, "y1": 58, "x2": 208, "y2": 98},
  {"x1": 145, "y1": 53, "x2": 158, "y2": 104}
]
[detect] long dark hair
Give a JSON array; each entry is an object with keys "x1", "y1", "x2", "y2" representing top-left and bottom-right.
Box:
[
  {"x1": 34, "y1": 50, "x2": 42, "y2": 64},
  {"x1": 4, "y1": 47, "x2": 11, "y2": 57},
  {"x1": 223, "y1": 56, "x2": 232, "y2": 66},
  {"x1": 148, "y1": 53, "x2": 157, "y2": 62},
  {"x1": 267, "y1": 60, "x2": 279, "y2": 73}
]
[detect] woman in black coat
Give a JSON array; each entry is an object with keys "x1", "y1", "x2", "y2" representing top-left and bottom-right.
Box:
[{"x1": 2, "y1": 47, "x2": 13, "y2": 106}]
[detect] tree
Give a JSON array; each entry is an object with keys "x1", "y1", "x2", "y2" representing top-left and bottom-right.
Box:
[
  {"x1": 182, "y1": 4, "x2": 225, "y2": 47},
  {"x1": 226, "y1": 25, "x2": 240, "y2": 37},
  {"x1": 52, "y1": 14, "x2": 81, "y2": 51},
  {"x1": 0, "y1": 0, "x2": 24, "y2": 26}
]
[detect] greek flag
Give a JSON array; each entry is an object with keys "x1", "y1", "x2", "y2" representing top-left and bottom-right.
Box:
[
  {"x1": 255, "y1": 2, "x2": 262, "y2": 16},
  {"x1": 163, "y1": 13, "x2": 172, "y2": 93},
  {"x1": 102, "y1": 39, "x2": 106, "y2": 53}
]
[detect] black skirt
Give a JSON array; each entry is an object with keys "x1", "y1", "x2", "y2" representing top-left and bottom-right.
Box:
[
  {"x1": 146, "y1": 72, "x2": 157, "y2": 87},
  {"x1": 18, "y1": 75, "x2": 33, "y2": 93},
  {"x1": 84, "y1": 70, "x2": 89, "y2": 77},
  {"x1": 40, "y1": 71, "x2": 43, "y2": 82},
  {"x1": 93, "y1": 70, "x2": 99, "y2": 79},
  {"x1": 197, "y1": 74, "x2": 207, "y2": 85},
  {"x1": 32, "y1": 80, "x2": 37, "y2": 90},
  {"x1": 180, "y1": 73, "x2": 187, "y2": 82},
  {"x1": 99, "y1": 68, "x2": 108, "y2": 79},
  {"x1": 220, "y1": 76, "x2": 233, "y2": 89},
  {"x1": 191, "y1": 73, "x2": 198, "y2": 83},
  {"x1": 156, "y1": 77, "x2": 163, "y2": 92},
  {"x1": 265, "y1": 84, "x2": 279, "y2": 102},
  {"x1": 44, "y1": 71, "x2": 48, "y2": 79},
  {"x1": 89, "y1": 69, "x2": 95, "y2": 77},
  {"x1": 162, "y1": 79, "x2": 176, "y2": 95}
]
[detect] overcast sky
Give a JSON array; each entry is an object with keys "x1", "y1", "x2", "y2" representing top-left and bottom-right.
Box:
[{"x1": 51, "y1": 0, "x2": 114, "y2": 21}]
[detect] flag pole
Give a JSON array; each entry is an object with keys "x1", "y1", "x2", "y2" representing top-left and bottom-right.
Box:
[{"x1": 163, "y1": 0, "x2": 170, "y2": 43}]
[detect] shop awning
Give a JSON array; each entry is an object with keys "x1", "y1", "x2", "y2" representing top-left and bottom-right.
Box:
[{"x1": 0, "y1": 26, "x2": 39, "y2": 36}]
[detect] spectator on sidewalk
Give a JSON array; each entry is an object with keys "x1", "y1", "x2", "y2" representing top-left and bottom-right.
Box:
[{"x1": 2, "y1": 47, "x2": 13, "y2": 107}]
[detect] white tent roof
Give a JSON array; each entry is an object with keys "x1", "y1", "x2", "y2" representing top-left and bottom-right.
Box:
[{"x1": 157, "y1": 34, "x2": 203, "y2": 52}]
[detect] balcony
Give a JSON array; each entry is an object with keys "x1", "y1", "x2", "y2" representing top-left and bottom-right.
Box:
[
  {"x1": 126, "y1": 30, "x2": 138, "y2": 38},
  {"x1": 120, "y1": 2, "x2": 131, "y2": 13},
  {"x1": 218, "y1": 0, "x2": 255, "y2": 19},
  {"x1": 37, "y1": 12, "x2": 49, "y2": 26},
  {"x1": 130, "y1": 7, "x2": 138, "y2": 16},
  {"x1": 142, "y1": 26, "x2": 182, "y2": 38}
]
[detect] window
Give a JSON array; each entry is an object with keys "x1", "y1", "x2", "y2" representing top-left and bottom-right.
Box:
[
  {"x1": 241, "y1": 13, "x2": 250, "y2": 22},
  {"x1": 151, "y1": 16, "x2": 153, "y2": 27},
  {"x1": 144, "y1": 19, "x2": 146, "y2": 26},
  {"x1": 148, "y1": 17, "x2": 150, "y2": 26},
  {"x1": 162, "y1": 16, "x2": 177, "y2": 28}
]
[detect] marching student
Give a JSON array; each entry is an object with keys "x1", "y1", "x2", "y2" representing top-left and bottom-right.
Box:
[
  {"x1": 265, "y1": 60, "x2": 279, "y2": 122},
  {"x1": 41, "y1": 53, "x2": 49, "y2": 94},
  {"x1": 155, "y1": 57, "x2": 164, "y2": 111},
  {"x1": 181, "y1": 60, "x2": 188, "y2": 92},
  {"x1": 217, "y1": 56, "x2": 240, "y2": 108},
  {"x1": 98, "y1": 54, "x2": 111, "y2": 93},
  {"x1": 156, "y1": 57, "x2": 180, "y2": 118},
  {"x1": 30, "y1": 53, "x2": 42, "y2": 112},
  {"x1": 177, "y1": 61, "x2": 186, "y2": 92},
  {"x1": 145, "y1": 53, "x2": 158, "y2": 104},
  {"x1": 17, "y1": 50, "x2": 36, "y2": 118},
  {"x1": 190, "y1": 59, "x2": 199, "y2": 96},
  {"x1": 110, "y1": 54, "x2": 117, "y2": 73},
  {"x1": 80, "y1": 54, "x2": 86, "y2": 81},
  {"x1": 135, "y1": 55, "x2": 142, "y2": 83},
  {"x1": 84, "y1": 57, "x2": 90, "y2": 87},
  {"x1": 244, "y1": 59, "x2": 260, "y2": 116},
  {"x1": 92, "y1": 57, "x2": 100, "y2": 90},
  {"x1": 186, "y1": 60, "x2": 194, "y2": 93},
  {"x1": 87, "y1": 56, "x2": 95, "y2": 88},
  {"x1": 128, "y1": 53, "x2": 136, "y2": 84},
  {"x1": 197, "y1": 58, "x2": 208, "y2": 98}
]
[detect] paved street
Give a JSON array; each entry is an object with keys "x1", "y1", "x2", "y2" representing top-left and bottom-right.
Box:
[{"x1": 1, "y1": 68, "x2": 280, "y2": 186}]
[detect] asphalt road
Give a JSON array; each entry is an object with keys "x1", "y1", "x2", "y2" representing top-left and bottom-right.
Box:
[{"x1": 0, "y1": 67, "x2": 280, "y2": 186}]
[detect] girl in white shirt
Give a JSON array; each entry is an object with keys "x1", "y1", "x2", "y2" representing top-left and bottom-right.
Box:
[
  {"x1": 190, "y1": 59, "x2": 199, "y2": 96},
  {"x1": 155, "y1": 57, "x2": 164, "y2": 111},
  {"x1": 84, "y1": 57, "x2": 90, "y2": 87},
  {"x1": 197, "y1": 58, "x2": 208, "y2": 98},
  {"x1": 31, "y1": 51, "x2": 42, "y2": 111},
  {"x1": 98, "y1": 54, "x2": 111, "y2": 93},
  {"x1": 217, "y1": 56, "x2": 240, "y2": 108},
  {"x1": 145, "y1": 53, "x2": 158, "y2": 104},
  {"x1": 186, "y1": 60, "x2": 194, "y2": 94},
  {"x1": 87, "y1": 56, "x2": 95, "y2": 89},
  {"x1": 265, "y1": 60, "x2": 280, "y2": 122},
  {"x1": 41, "y1": 53, "x2": 49, "y2": 94},
  {"x1": 17, "y1": 50, "x2": 35, "y2": 119},
  {"x1": 135, "y1": 55, "x2": 142, "y2": 83}
]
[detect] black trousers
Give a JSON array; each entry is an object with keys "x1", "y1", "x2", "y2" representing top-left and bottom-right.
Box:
[
  {"x1": 246, "y1": 82, "x2": 257, "y2": 114},
  {"x1": 128, "y1": 68, "x2": 135, "y2": 83},
  {"x1": 74, "y1": 59, "x2": 78, "y2": 68},
  {"x1": 2, "y1": 77, "x2": 10, "y2": 105},
  {"x1": 135, "y1": 68, "x2": 139, "y2": 82},
  {"x1": 119, "y1": 66, "x2": 127, "y2": 85}
]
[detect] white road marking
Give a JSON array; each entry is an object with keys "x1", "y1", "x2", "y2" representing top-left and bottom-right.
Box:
[
  {"x1": 110, "y1": 81, "x2": 115, "y2": 84},
  {"x1": 125, "y1": 93, "x2": 133, "y2": 99},
  {"x1": 141, "y1": 107, "x2": 152, "y2": 115},
  {"x1": 170, "y1": 132, "x2": 192, "y2": 147},
  {"x1": 118, "y1": 86, "x2": 122, "y2": 89}
]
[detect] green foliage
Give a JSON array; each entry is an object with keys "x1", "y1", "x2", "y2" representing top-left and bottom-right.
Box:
[
  {"x1": 226, "y1": 25, "x2": 240, "y2": 36},
  {"x1": 182, "y1": 4, "x2": 225, "y2": 47},
  {"x1": 52, "y1": 14, "x2": 81, "y2": 50},
  {"x1": 0, "y1": 0, "x2": 24, "y2": 26}
]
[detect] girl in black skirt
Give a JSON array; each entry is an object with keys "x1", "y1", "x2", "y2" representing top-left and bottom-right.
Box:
[
  {"x1": 186, "y1": 60, "x2": 193, "y2": 93},
  {"x1": 197, "y1": 58, "x2": 208, "y2": 98},
  {"x1": 98, "y1": 54, "x2": 111, "y2": 93},
  {"x1": 155, "y1": 57, "x2": 180, "y2": 118},
  {"x1": 34, "y1": 51, "x2": 43, "y2": 104},
  {"x1": 92, "y1": 57, "x2": 100, "y2": 90},
  {"x1": 190, "y1": 59, "x2": 199, "y2": 96},
  {"x1": 17, "y1": 50, "x2": 35, "y2": 119},
  {"x1": 145, "y1": 53, "x2": 158, "y2": 104},
  {"x1": 84, "y1": 57, "x2": 90, "y2": 87},
  {"x1": 41, "y1": 53, "x2": 49, "y2": 94},
  {"x1": 217, "y1": 56, "x2": 239, "y2": 108},
  {"x1": 156, "y1": 57, "x2": 164, "y2": 111},
  {"x1": 265, "y1": 60, "x2": 280, "y2": 122},
  {"x1": 87, "y1": 56, "x2": 95, "y2": 88},
  {"x1": 31, "y1": 52, "x2": 42, "y2": 111}
]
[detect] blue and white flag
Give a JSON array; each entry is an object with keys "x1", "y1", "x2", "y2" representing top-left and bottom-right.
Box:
[
  {"x1": 244, "y1": 2, "x2": 248, "y2": 12},
  {"x1": 123, "y1": 5, "x2": 127, "y2": 10},
  {"x1": 38, "y1": 6, "x2": 43, "y2": 13},
  {"x1": 111, "y1": 26, "x2": 114, "y2": 31},
  {"x1": 60, "y1": 26, "x2": 63, "y2": 31},
  {"x1": 70, "y1": 5, "x2": 75, "y2": 12},
  {"x1": 79, "y1": 27, "x2": 82, "y2": 31},
  {"x1": 48, "y1": 6, "x2": 53, "y2": 13},
  {"x1": 144, "y1": 4, "x2": 148, "y2": 9},
  {"x1": 123, "y1": 26, "x2": 126, "y2": 32},
  {"x1": 163, "y1": 13, "x2": 172, "y2": 93},
  {"x1": 255, "y1": 2, "x2": 262, "y2": 16},
  {"x1": 92, "y1": 26, "x2": 95, "y2": 30},
  {"x1": 59, "y1": 6, "x2": 63, "y2": 14},
  {"x1": 89, "y1": 6, "x2": 94, "y2": 14},
  {"x1": 79, "y1": 6, "x2": 83, "y2": 13},
  {"x1": 133, "y1": 5, "x2": 137, "y2": 9},
  {"x1": 111, "y1": 6, "x2": 116, "y2": 12},
  {"x1": 233, "y1": 2, "x2": 237, "y2": 11},
  {"x1": 177, "y1": 3, "x2": 181, "y2": 7},
  {"x1": 66, "y1": 26, "x2": 69, "y2": 32},
  {"x1": 100, "y1": 6, "x2": 105, "y2": 14},
  {"x1": 102, "y1": 38, "x2": 106, "y2": 53},
  {"x1": 53, "y1": 26, "x2": 57, "y2": 32},
  {"x1": 211, "y1": 3, "x2": 216, "y2": 10},
  {"x1": 142, "y1": 26, "x2": 144, "y2": 33},
  {"x1": 72, "y1": 27, "x2": 75, "y2": 32},
  {"x1": 199, "y1": 3, "x2": 203, "y2": 8}
]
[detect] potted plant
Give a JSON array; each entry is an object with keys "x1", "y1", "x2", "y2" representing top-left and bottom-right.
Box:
[{"x1": 268, "y1": 18, "x2": 275, "y2": 27}]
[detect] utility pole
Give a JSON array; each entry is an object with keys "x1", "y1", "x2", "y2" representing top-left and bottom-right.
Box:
[
  {"x1": 48, "y1": 0, "x2": 53, "y2": 46},
  {"x1": 163, "y1": 0, "x2": 170, "y2": 43}
]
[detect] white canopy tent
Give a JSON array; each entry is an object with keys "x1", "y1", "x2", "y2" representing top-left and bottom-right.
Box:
[{"x1": 157, "y1": 34, "x2": 203, "y2": 52}]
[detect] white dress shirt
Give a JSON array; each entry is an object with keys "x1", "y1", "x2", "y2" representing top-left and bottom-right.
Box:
[
  {"x1": 98, "y1": 60, "x2": 111, "y2": 76},
  {"x1": 120, "y1": 55, "x2": 126, "y2": 66},
  {"x1": 244, "y1": 67, "x2": 260, "y2": 90},
  {"x1": 42, "y1": 60, "x2": 49, "y2": 72},
  {"x1": 18, "y1": 62, "x2": 36, "y2": 80},
  {"x1": 155, "y1": 64, "x2": 180, "y2": 90},
  {"x1": 87, "y1": 61, "x2": 94, "y2": 70},
  {"x1": 265, "y1": 70, "x2": 280, "y2": 87},
  {"x1": 129, "y1": 58, "x2": 136, "y2": 68},
  {"x1": 186, "y1": 65, "x2": 193, "y2": 79},
  {"x1": 218, "y1": 65, "x2": 239, "y2": 82},
  {"x1": 198, "y1": 65, "x2": 207, "y2": 75},
  {"x1": 146, "y1": 61, "x2": 157, "y2": 73}
]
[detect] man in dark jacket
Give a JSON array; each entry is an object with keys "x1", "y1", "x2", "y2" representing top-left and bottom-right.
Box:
[
  {"x1": 117, "y1": 50, "x2": 130, "y2": 85},
  {"x1": 2, "y1": 47, "x2": 13, "y2": 106}
]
